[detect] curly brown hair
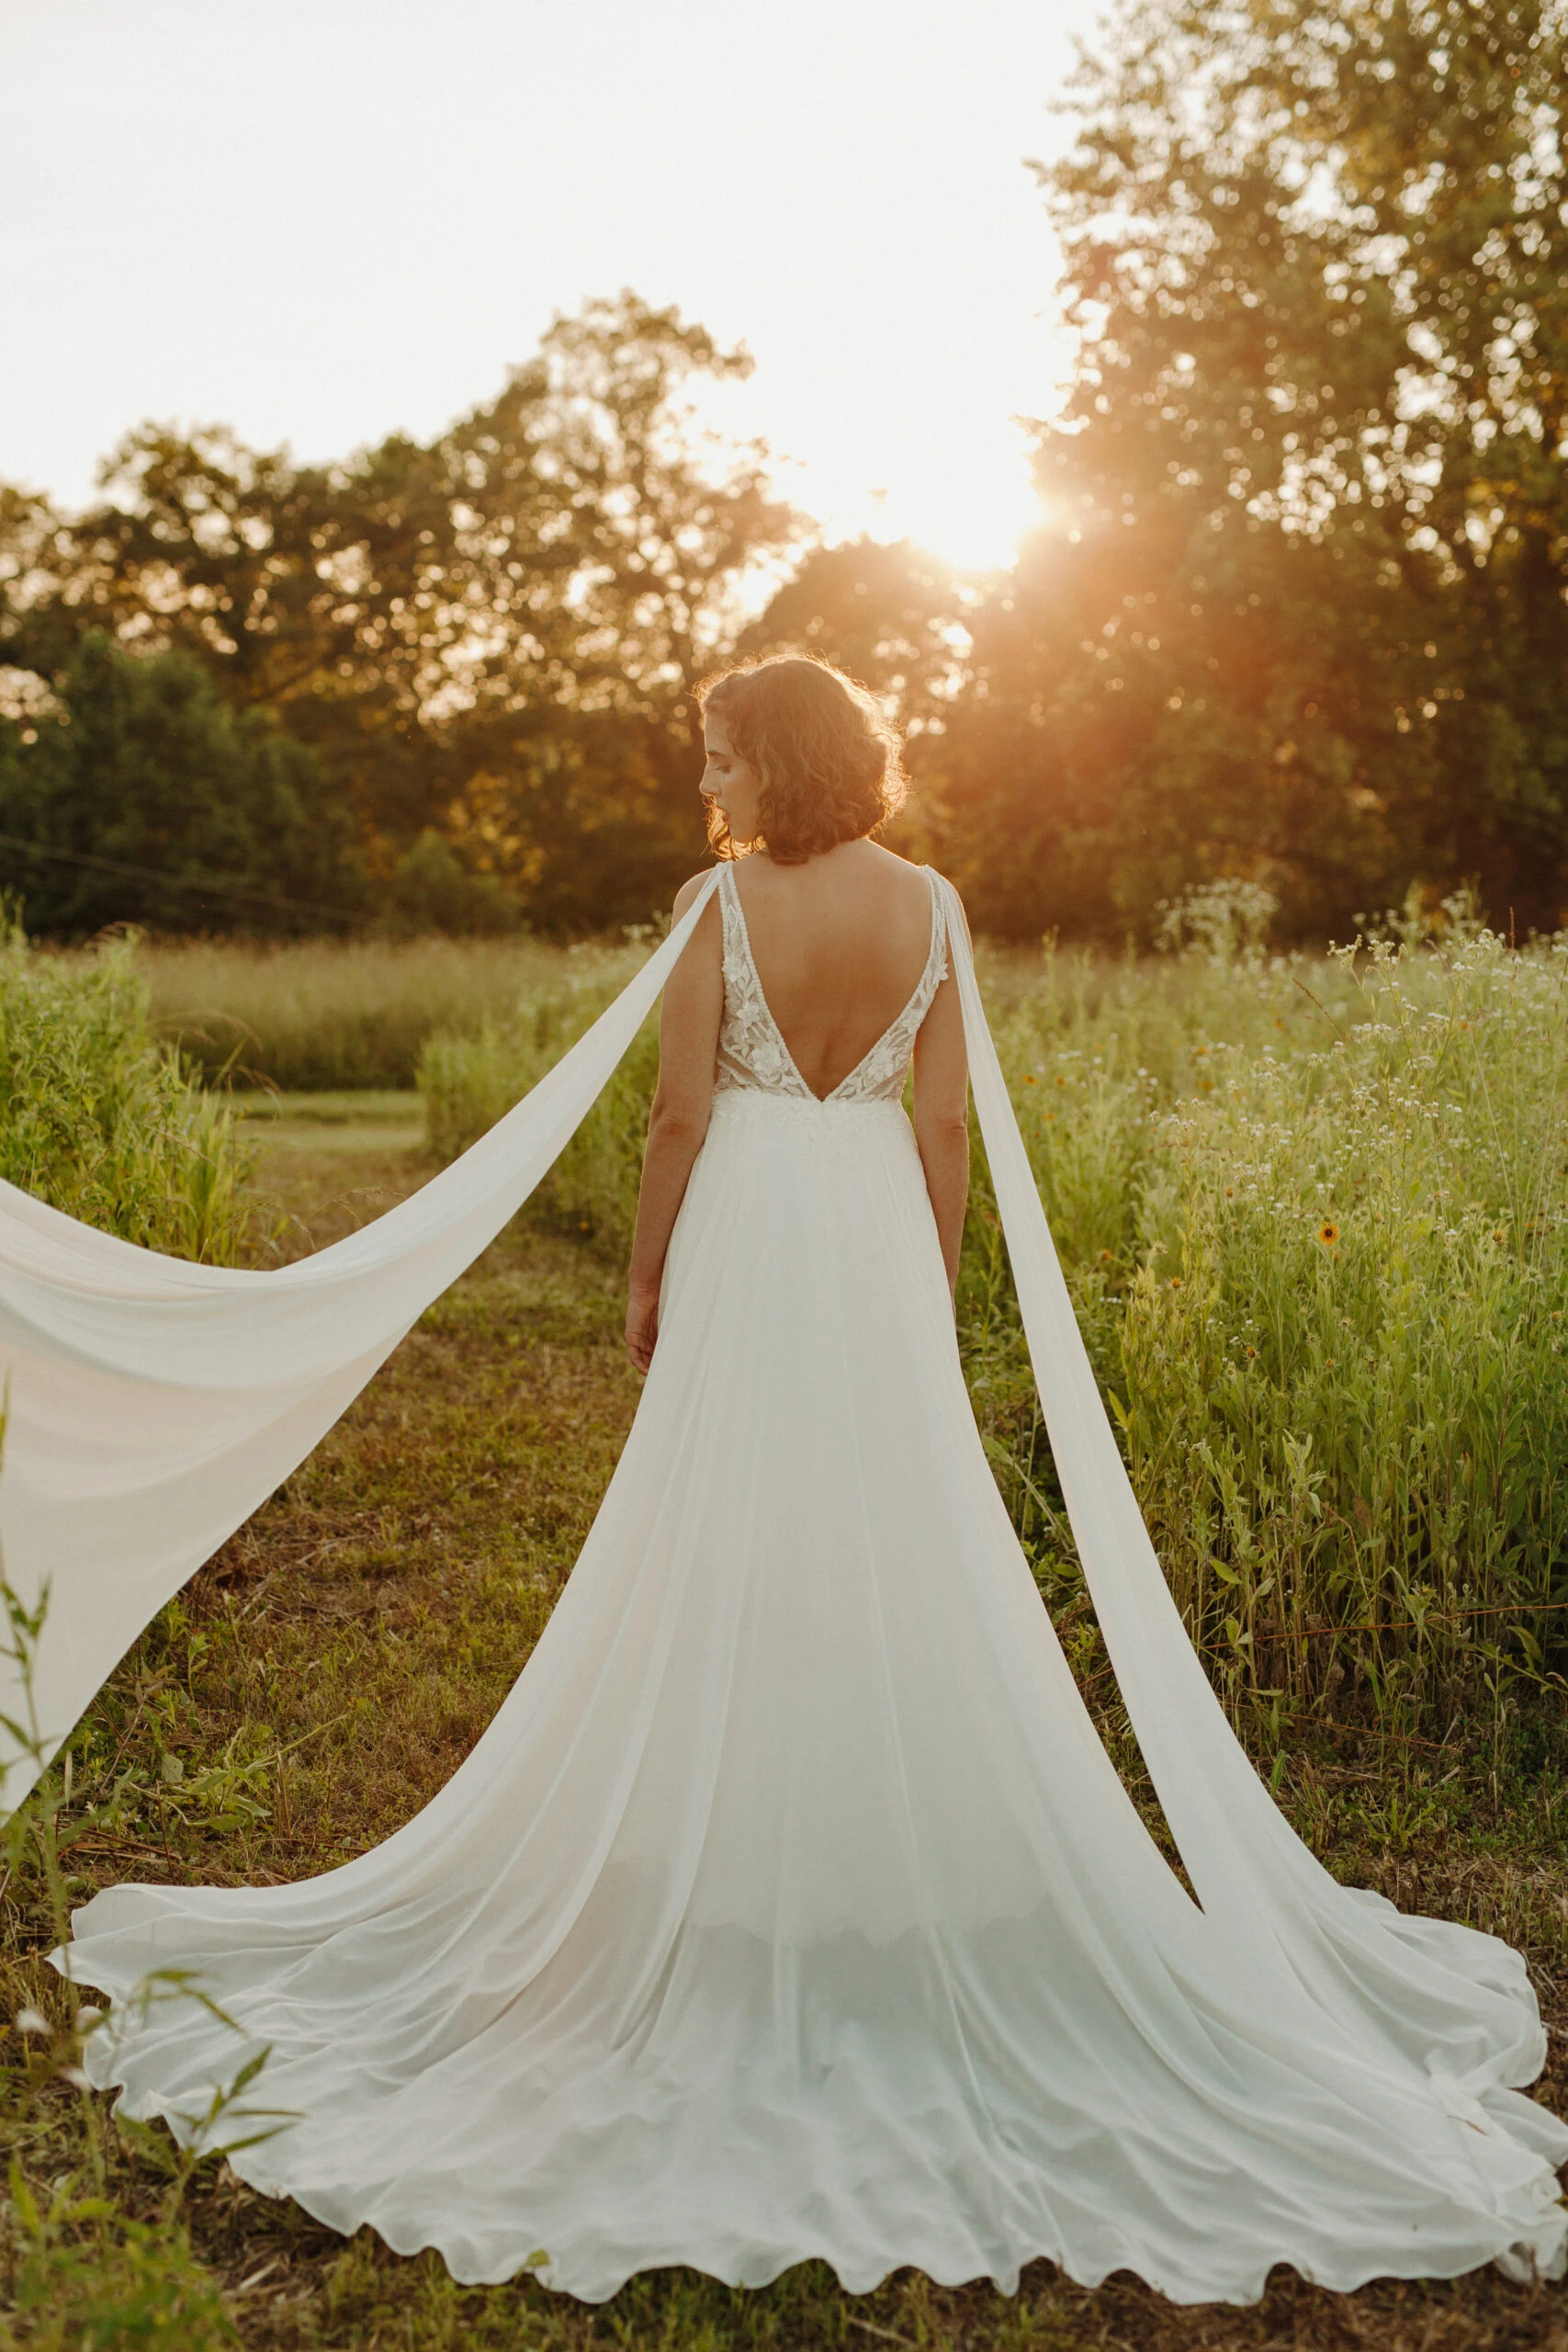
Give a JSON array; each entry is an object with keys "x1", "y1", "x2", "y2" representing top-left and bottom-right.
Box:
[{"x1": 694, "y1": 655, "x2": 908, "y2": 864}]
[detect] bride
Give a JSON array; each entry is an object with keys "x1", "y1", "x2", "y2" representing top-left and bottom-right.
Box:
[{"x1": 56, "y1": 657, "x2": 1568, "y2": 2304}]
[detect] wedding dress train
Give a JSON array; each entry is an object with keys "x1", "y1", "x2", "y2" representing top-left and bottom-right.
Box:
[{"x1": 44, "y1": 865, "x2": 1568, "y2": 2301}]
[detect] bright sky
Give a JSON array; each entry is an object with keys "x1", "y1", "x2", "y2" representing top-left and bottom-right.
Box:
[{"x1": 1, "y1": 0, "x2": 1102, "y2": 575}]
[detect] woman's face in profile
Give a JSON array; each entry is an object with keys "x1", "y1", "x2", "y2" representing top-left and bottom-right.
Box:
[{"x1": 700, "y1": 714, "x2": 763, "y2": 845}]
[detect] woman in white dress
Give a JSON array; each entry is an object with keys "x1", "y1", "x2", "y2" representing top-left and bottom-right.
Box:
[{"x1": 60, "y1": 658, "x2": 1568, "y2": 2304}]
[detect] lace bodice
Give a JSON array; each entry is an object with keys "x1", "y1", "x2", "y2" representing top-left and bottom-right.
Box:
[{"x1": 714, "y1": 863, "x2": 948, "y2": 1104}]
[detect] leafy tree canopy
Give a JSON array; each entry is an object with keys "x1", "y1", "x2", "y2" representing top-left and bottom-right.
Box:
[
  {"x1": 924, "y1": 0, "x2": 1568, "y2": 936},
  {"x1": 0, "y1": 294, "x2": 795, "y2": 933},
  {"x1": 0, "y1": 633, "x2": 365, "y2": 936}
]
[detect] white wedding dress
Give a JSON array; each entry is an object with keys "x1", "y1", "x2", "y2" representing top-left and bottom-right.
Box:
[{"x1": 55, "y1": 865, "x2": 1568, "y2": 2302}]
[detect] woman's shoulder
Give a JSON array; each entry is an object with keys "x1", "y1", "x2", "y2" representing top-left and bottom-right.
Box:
[
  {"x1": 866, "y1": 848, "x2": 969, "y2": 952},
  {"x1": 671, "y1": 868, "x2": 722, "y2": 921},
  {"x1": 861, "y1": 842, "x2": 962, "y2": 909}
]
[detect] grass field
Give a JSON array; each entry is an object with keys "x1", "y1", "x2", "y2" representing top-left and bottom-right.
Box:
[
  {"x1": 138, "y1": 935, "x2": 646, "y2": 1093},
  {"x1": 4, "y1": 1112, "x2": 1567, "y2": 2349},
  {"x1": 5, "y1": 891, "x2": 1568, "y2": 2346}
]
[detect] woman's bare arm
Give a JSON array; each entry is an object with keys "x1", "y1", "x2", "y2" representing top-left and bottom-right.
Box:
[
  {"x1": 911, "y1": 927, "x2": 971, "y2": 1303},
  {"x1": 625, "y1": 876, "x2": 724, "y2": 1373}
]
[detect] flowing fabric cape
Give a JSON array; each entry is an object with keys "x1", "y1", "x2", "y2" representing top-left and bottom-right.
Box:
[{"x1": 0, "y1": 871, "x2": 1553, "y2": 2100}]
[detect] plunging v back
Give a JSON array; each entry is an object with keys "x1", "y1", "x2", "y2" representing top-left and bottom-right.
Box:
[
  {"x1": 714, "y1": 861, "x2": 946, "y2": 1105},
  {"x1": 60, "y1": 864, "x2": 1568, "y2": 2306}
]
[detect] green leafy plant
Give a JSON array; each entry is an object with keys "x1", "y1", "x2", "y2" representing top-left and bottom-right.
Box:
[
  {"x1": 0, "y1": 914, "x2": 254, "y2": 1263},
  {"x1": 1, "y1": 1562, "x2": 293, "y2": 2348}
]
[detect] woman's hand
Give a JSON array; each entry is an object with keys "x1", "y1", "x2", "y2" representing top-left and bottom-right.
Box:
[{"x1": 626, "y1": 1282, "x2": 660, "y2": 1374}]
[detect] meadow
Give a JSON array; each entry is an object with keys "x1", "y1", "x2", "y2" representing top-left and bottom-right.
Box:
[
  {"x1": 139, "y1": 934, "x2": 645, "y2": 1094},
  {"x1": 3, "y1": 890, "x2": 1566, "y2": 2349}
]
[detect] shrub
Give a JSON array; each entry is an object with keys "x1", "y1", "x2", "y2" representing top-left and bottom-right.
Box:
[
  {"x1": 418, "y1": 940, "x2": 652, "y2": 1245},
  {"x1": 379, "y1": 831, "x2": 523, "y2": 939},
  {"x1": 0, "y1": 923, "x2": 252, "y2": 1263}
]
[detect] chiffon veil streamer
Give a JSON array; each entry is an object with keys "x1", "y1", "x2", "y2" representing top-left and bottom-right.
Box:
[{"x1": 0, "y1": 876, "x2": 724, "y2": 1808}]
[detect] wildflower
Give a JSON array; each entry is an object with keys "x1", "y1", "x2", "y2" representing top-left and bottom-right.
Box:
[
  {"x1": 58, "y1": 2064, "x2": 92, "y2": 2091},
  {"x1": 1246, "y1": 1346, "x2": 1257, "y2": 1359},
  {"x1": 1317, "y1": 1222, "x2": 1339, "y2": 1248},
  {"x1": 1100, "y1": 1249, "x2": 1112, "y2": 1262},
  {"x1": 15, "y1": 2008, "x2": 49, "y2": 2037},
  {"x1": 1023, "y1": 1073, "x2": 1037, "y2": 1085},
  {"x1": 1055, "y1": 1075, "x2": 1066, "y2": 1088},
  {"x1": 1170, "y1": 1276, "x2": 1183, "y2": 1290}
]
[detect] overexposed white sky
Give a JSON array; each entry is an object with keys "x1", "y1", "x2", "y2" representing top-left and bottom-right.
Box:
[{"x1": 1, "y1": 0, "x2": 1103, "y2": 572}]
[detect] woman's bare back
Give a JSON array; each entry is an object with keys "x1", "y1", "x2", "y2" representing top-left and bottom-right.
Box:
[{"x1": 730, "y1": 841, "x2": 936, "y2": 1101}]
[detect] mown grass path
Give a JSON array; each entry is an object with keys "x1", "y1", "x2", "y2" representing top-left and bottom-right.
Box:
[{"x1": 5, "y1": 1128, "x2": 1566, "y2": 2350}]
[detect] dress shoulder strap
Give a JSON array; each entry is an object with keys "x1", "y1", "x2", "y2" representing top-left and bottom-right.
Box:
[{"x1": 716, "y1": 863, "x2": 748, "y2": 973}]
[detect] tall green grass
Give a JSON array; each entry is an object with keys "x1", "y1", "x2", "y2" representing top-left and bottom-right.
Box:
[
  {"x1": 974, "y1": 901, "x2": 1568, "y2": 1751},
  {"x1": 417, "y1": 892, "x2": 1568, "y2": 1744},
  {"x1": 135, "y1": 933, "x2": 606, "y2": 1091},
  {"x1": 417, "y1": 942, "x2": 656, "y2": 1239},
  {"x1": 0, "y1": 926, "x2": 253, "y2": 1263}
]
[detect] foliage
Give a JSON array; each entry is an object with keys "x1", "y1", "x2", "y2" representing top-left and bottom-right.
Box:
[
  {"x1": 381, "y1": 831, "x2": 524, "y2": 940},
  {"x1": 0, "y1": 920, "x2": 254, "y2": 1261},
  {"x1": 919, "y1": 0, "x2": 1568, "y2": 938},
  {"x1": 417, "y1": 942, "x2": 656, "y2": 1239},
  {"x1": 1117, "y1": 934, "x2": 1568, "y2": 1748},
  {"x1": 0, "y1": 293, "x2": 795, "y2": 938},
  {"x1": 736, "y1": 535, "x2": 972, "y2": 728},
  {"x1": 965, "y1": 889, "x2": 1568, "y2": 1751},
  {"x1": 0, "y1": 632, "x2": 366, "y2": 937}
]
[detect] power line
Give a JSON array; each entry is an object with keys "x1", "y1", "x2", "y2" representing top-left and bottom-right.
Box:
[{"x1": 0, "y1": 830, "x2": 367, "y2": 928}]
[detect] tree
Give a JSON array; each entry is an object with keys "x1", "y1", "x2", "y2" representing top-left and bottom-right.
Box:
[
  {"x1": 935, "y1": 0, "x2": 1568, "y2": 938},
  {"x1": 0, "y1": 294, "x2": 795, "y2": 932},
  {"x1": 0, "y1": 634, "x2": 365, "y2": 936}
]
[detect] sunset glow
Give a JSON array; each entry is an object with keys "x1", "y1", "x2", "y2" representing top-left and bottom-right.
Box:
[{"x1": 0, "y1": 0, "x2": 1090, "y2": 582}]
